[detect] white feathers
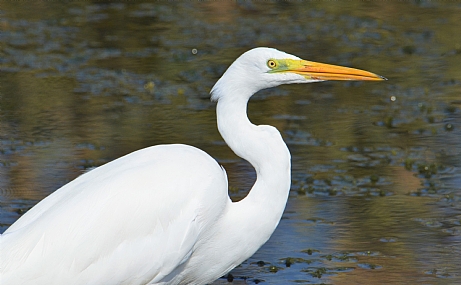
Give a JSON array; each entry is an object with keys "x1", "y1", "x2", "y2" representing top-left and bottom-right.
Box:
[
  {"x1": 210, "y1": 47, "x2": 304, "y2": 102},
  {"x1": 1, "y1": 47, "x2": 295, "y2": 285},
  {"x1": 1, "y1": 145, "x2": 229, "y2": 284}
]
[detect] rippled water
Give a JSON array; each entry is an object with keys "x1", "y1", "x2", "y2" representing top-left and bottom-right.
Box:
[{"x1": 1, "y1": 2, "x2": 460, "y2": 284}]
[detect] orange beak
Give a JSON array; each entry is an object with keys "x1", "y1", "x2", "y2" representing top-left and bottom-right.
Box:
[{"x1": 276, "y1": 59, "x2": 386, "y2": 81}]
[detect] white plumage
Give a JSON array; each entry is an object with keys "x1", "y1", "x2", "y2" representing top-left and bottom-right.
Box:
[{"x1": 0, "y1": 48, "x2": 384, "y2": 285}]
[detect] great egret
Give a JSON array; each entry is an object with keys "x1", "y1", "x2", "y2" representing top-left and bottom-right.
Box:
[{"x1": 0, "y1": 47, "x2": 385, "y2": 285}]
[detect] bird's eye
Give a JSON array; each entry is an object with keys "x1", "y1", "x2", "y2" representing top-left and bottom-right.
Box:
[{"x1": 267, "y1": 60, "x2": 277, "y2": 69}]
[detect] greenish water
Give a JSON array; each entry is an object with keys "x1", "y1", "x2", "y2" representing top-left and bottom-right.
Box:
[{"x1": 1, "y1": 2, "x2": 460, "y2": 284}]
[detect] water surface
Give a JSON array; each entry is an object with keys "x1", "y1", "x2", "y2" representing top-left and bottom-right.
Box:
[{"x1": 1, "y1": 2, "x2": 460, "y2": 284}]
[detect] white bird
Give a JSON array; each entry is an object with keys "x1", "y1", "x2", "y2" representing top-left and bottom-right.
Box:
[{"x1": 0, "y1": 47, "x2": 385, "y2": 285}]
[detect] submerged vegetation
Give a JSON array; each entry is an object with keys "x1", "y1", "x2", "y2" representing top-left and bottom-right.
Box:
[{"x1": 1, "y1": 1, "x2": 460, "y2": 284}]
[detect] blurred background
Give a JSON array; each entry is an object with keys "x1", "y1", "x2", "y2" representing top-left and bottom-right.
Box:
[{"x1": 1, "y1": 1, "x2": 460, "y2": 284}]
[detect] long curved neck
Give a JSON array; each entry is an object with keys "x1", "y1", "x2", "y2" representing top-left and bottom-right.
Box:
[{"x1": 216, "y1": 95, "x2": 291, "y2": 263}]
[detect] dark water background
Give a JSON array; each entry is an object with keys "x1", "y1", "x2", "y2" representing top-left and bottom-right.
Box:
[{"x1": 1, "y1": 2, "x2": 460, "y2": 284}]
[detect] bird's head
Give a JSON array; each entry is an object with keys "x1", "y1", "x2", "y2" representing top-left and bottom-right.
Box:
[{"x1": 210, "y1": 47, "x2": 385, "y2": 102}]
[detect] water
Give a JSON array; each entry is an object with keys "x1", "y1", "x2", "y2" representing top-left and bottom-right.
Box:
[{"x1": 1, "y1": 2, "x2": 460, "y2": 284}]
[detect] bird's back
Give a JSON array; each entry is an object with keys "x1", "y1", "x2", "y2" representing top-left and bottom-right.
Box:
[{"x1": 0, "y1": 144, "x2": 229, "y2": 285}]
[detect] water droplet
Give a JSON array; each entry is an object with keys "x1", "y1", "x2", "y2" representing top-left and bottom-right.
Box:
[{"x1": 445, "y1": 123, "x2": 454, "y2": 131}]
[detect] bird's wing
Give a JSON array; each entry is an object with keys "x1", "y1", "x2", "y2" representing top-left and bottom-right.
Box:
[{"x1": 0, "y1": 144, "x2": 229, "y2": 285}]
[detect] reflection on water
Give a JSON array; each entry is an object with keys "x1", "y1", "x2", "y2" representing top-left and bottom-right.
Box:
[{"x1": 1, "y1": 2, "x2": 460, "y2": 284}]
